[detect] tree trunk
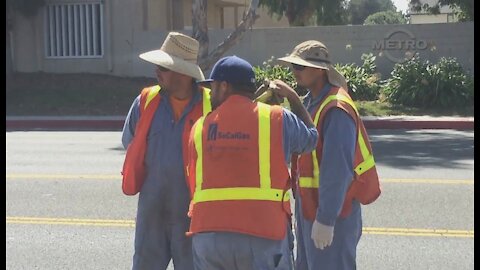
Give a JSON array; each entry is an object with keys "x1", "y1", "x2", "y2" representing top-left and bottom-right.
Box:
[
  {"x1": 193, "y1": 0, "x2": 260, "y2": 70},
  {"x1": 192, "y1": 0, "x2": 209, "y2": 62}
]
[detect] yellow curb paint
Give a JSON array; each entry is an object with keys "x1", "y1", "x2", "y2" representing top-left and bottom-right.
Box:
[
  {"x1": 6, "y1": 217, "x2": 135, "y2": 227},
  {"x1": 362, "y1": 227, "x2": 474, "y2": 238},
  {"x1": 6, "y1": 174, "x2": 474, "y2": 185},
  {"x1": 6, "y1": 217, "x2": 473, "y2": 238}
]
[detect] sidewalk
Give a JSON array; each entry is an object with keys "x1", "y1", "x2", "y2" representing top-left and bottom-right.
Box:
[{"x1": 6, "y1": 115, "x2": 474, "y2": 131}]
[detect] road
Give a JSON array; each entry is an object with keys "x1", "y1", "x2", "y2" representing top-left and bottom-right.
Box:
[{"x1": 6, "y1": 130, "x2": 474, "y2": 269}]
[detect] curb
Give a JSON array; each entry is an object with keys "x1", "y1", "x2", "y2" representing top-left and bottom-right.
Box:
[{"x1": 6, "y1": 116, "x2": 474, "y2": 131}]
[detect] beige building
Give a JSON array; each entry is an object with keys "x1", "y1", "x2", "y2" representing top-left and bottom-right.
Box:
[
  {"x1": 407, "y1": 0, "x2": 458, "y2": 24},
  {"x1": 142, "y1": 0, "x2": 289, "y2": 30}
]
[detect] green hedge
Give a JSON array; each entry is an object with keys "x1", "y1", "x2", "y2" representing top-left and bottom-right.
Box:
[
  {"x1": 253, "y1": 54, "x2": 474, "y2": 110},
  {"x1": 383, "y1": 55, "x2": 474, "y2": 109},
  {"x1": 335, "y1": 53, "x2": 381, "y2": 101},
  {"x1": 253, "y1": 56, "x2": 307, "y2": 96}
]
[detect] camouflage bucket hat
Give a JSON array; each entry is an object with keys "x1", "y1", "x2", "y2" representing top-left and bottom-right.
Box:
[{"x1": 278, "y1": 40, "x2": 348, "y2": 90}]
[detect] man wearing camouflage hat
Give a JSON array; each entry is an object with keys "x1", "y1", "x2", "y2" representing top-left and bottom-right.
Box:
[{"x1": 277, "y1": 40, "x2": 380, "y2": 269}]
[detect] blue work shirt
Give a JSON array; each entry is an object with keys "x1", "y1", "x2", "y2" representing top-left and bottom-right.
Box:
[
  {"x1": 122, "y1": 87, "x2": 204, "y2": 223},
  {"x1": 303, "y1": 83, "x2": 357, "y2": 227},
  {"x1": 281, "y1": 106, "x2": 319, "y2": 163}
]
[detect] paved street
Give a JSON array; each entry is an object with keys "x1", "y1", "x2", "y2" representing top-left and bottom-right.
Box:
[{"x1": 6, "y1": 130, "x2": 474, "y2": 269}]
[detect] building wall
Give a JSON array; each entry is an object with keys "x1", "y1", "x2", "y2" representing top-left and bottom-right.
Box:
[
  {"x1": 407, "y1": 0, "x2": 457, "y2": 24},
  {"x1": 409, "y1": 13, "x2": 456, "y2": 24},
  {"x1": 145, "y1": 0, "x2": 169, "y2": 30},
  {"x1": 133, "y1": 22, "x2": 474, "y2": 79},
  {"x1": 254, "y1": 6, "x2": 289, "y2": 28}
]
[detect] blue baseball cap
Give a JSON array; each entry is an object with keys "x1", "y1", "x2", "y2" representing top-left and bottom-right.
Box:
[{"x1": 200, "y1": 55, "x2": 256, "y2": 85}]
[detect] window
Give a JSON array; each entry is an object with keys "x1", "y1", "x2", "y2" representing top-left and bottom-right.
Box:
[{"x1": 44, "y1": 2, "x2": 104, "y2": 58}]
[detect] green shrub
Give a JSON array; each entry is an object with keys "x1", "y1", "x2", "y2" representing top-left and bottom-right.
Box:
[
  {"x1": 335, "y1": 53, "x2": 382, "y2": 101},
  {"x1": 383, "y1": 55, "x2": 474, "y2": 109},
  {"x1": 253, "y1": 56, "x2": 307, "y2": 96},
  {"x1": 363, "y1": 10, "x2": 407, "y2": 25}
]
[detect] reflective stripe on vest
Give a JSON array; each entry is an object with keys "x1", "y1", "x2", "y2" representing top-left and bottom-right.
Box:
[
  {"x1": 202, "y1": 88, "x2": 212, "y2": 115},
  {"x1": 299, "y1": 94, "x2": 376, "y2": 188},
  {"x1": 144, "y1": 85, "x2": 211, "y2": 114},
  {"x1": 192, "y1": 102, "x2": 290, "y2": 203},
  {"x1": 143, "y1": 85, "x2": 161, "y2": 110}
]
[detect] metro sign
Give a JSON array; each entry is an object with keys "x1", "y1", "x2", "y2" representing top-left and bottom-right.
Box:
[{"x1": 372, "y1": 28, "x2": 429, "y2": 63}]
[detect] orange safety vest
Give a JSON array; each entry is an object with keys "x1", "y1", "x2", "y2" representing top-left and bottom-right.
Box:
[
  {"x1": 295, "y1": 86, "x2": 380, "y2": 220},
  {"x1": 188, "y1": 96, "x2": 291, "y2": 240},
  {"x1": 122, "y1": 85, "x2": 211, "y2": 195}
]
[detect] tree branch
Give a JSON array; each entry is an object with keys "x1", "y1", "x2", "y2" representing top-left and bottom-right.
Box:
[
  {"x1": 192, "y1": 0, "x2": 209, "y2": 60},
  {"x1": 199, "y1": 0, "x2": 260, "y2": 70}
]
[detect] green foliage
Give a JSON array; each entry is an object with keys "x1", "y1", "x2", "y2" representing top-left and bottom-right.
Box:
[
  {"x1": 347, "y1": 0, "x2": 396, "y2": 25},
  {"x1": 409, "y1": 0, "x2": 474, "y2": 21},
  {"x1": 383, "y1": 55, "x2": 474, "y2": 109},
  {"x1": 335, "y1": 53, "x2": 382, "y2": 101},
  {"x1": 364, "y1": 10, "x2": 407, "y2": 24},
  {"x1": 259, "y1": 0, "x2": 348, "y2": 26},
  {"x1": 253, "y1": 56, "x2": 306, "y2": 95}
]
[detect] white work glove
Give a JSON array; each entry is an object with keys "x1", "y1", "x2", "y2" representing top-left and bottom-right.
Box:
[{"x1": 311, "y1": 220, "x2": 334, "y2": 250}]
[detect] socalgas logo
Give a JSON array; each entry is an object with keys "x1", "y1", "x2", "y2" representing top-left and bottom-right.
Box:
[
  {"x1": 207, "y1": 124, "x2": 250, "y2": 141},
  {"x1": 372, "y1": 28, "x2": 428, "y2": 63}
]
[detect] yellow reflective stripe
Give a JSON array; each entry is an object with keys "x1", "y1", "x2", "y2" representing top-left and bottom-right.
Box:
[
  {"x1": 202, "y1": 87, "x2": 212, "y2": 115},
  {"x1": 257, "y1": 103, "x2": 271, "y2": 189},
  {"x1": 357, "y1": 128, "x2": 370, "y2": 160},
  {"x1": 144, "y1": 85, "x2": 161, "y2": 109},
  {"x1": 354, "y1": 154, "x2": 375, "y2": 175},
  {"x1": 194, "y1": 117, "x2": 205, "y2": 194},
  {"x1": 193, "y1": 187, "x2": 290, "y2": 202},
  {"x1": 299, "y1": 177, "x2": 318, "y2": 188},
  {"x1": 333, "y1": 94, "x2": 359, "y2": 115},
  {"x1": 331, "y1": 95, "x2": 371, "y2": 162}
]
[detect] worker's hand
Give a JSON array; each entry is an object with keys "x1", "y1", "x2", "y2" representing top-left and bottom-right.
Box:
[
  {"x1": 311, "y1": 220, "x2": 334, "y2": 250},
  {"x1": 269, "y1": 79, "x2": 300, "y2": 101}
]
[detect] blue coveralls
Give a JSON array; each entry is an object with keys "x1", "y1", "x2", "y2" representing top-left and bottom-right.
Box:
[
  {"x1": 122, "y1": 86, "x2": 205, "y2": 270},
  {"x1": 295, "y1": 83, "x2": 362, "y2": 270},
  {"x1": 192, "y1": 101, "x2": 319, "y2": 270}
]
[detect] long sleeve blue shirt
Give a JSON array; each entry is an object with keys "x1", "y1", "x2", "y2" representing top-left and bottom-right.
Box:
[
  {"x1": 303, "y1": 83, "x2": 356, "y2": 227},
  {"x1": 281, "y1": 107, "x2": 319, "y2": 163}
]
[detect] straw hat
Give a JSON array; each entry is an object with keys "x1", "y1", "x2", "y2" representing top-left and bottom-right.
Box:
[
  {"x1": 139, "y1": 32, "x2": 205, "y2": 81},
  {"x1": 278, "y1": 40, "x2": 348, "y2": 90}
]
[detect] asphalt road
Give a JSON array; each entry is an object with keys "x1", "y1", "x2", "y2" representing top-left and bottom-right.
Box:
[{"x1": 6, "y1": 129, "x2": 474, "y2": 269}]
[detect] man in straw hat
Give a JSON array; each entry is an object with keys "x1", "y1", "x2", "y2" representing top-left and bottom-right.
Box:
[
  {"x1": 277, "y1": 40, "x2": 380, "y2": 269},
  {"x1": 121, "y1": 32, "x2": 212, "y2": 270},
  {"x1": 186, "y1": 55, "x2": 318, "y2": 270}
]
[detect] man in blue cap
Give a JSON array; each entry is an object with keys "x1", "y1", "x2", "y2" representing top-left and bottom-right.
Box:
[{"x1": 186, "y1": 55, "x2": 318, "y2": 270}]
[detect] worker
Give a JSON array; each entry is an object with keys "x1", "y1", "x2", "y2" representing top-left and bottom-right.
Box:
[
  {"x1": 278, "y1": 40, "x2": 380, "y2": 269},
  {"x1": 186, "y1": 55, "x2": 319, "y2": 270},
  {"x1": 121, "y1": 32, "x2": 212, "y2": 270}
]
